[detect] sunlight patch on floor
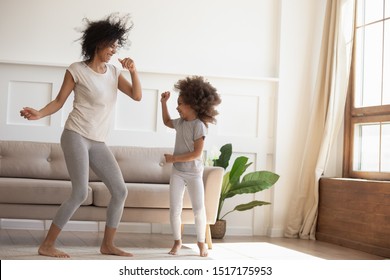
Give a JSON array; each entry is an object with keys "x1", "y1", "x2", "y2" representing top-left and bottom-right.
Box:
[{"x1": 184, "y1": 242, "x2": 324, "y2": 260}]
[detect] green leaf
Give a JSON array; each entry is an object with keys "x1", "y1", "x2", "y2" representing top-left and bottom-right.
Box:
[
  {"x1": 220, "y1": 172, "x2": 232, "y2": 198},
  {"x1": 224, "y1": 171, "x2": 280, "y2": 199},
  {"x1": 219, "y1": 200, "x2": 271, "y2": 220},
  {"x1": 225, "y1": 181, "x2": 270, "y2": 198},
  {"x1": 233, "y1": 200, "x2": 271, "y2": 211},
  {"x1": 229, "y1": 156, "x2": 251, "y2": 185},
  {"x1": 217, "y1": 172, "x2": 232, "y2": 219},
  {"x1": 213, "y1": 143, "x2": 232, "y2": 169},
  {"x1": 242, "y1": 171, "x2": 280, "y2": 185}
]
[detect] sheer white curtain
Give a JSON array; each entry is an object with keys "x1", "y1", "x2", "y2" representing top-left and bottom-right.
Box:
[{"x1": 284, "y1": 0, "x2": 355, "y2": 239}]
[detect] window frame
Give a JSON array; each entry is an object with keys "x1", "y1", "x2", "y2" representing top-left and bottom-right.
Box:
[{"x1": 343, "y1": 0, "x2": 390, "y2": 181}]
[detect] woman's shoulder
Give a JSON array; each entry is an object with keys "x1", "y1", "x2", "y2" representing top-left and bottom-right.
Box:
[
  {"x1": 69, "y1": 61, "x2": 85, "y2": 66},
  {"x1": 67, "y1": 61, "x2": 87, "y2": 71}
]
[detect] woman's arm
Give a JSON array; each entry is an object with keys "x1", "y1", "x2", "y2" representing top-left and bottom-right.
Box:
[
  {"x1": 118, "y1": 58, "x2": 142, "y2": 101},
  {"x1": 20, "y1": 70, "x2": 75, "y2": 120}
]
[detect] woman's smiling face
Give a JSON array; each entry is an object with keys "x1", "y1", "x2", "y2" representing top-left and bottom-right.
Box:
[{"x1": 96, "y1": 40, "x2": 119, "y2": 62}]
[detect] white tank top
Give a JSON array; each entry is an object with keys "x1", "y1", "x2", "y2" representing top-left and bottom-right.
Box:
[{"x1": 65, "y1": 62, "x2": 120, "y2": 142}]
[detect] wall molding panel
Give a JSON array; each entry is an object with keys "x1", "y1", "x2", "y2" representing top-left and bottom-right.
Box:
[{"x1": 7, "y1": 81, "x2": 52, "y2": 127}]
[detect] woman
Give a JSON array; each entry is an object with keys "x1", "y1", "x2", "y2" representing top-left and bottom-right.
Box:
[{"x1": 20, "y1": 13, "x2": 142, "y2": 258}]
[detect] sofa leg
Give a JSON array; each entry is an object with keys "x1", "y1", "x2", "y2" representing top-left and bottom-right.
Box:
[{"x1": 206, "y1": 224, "x2": 212, "y2": 249}]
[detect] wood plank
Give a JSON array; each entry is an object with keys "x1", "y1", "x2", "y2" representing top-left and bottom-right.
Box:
[
  {"x1": 5, "y1": 229, "x2": 39, "y2": 246},
  {"x1": 317, "y1": 178, "x2": 390, "y2": 258},
  {"x1": 0, "y1": 229, "x2": 13, "y2": 245}
]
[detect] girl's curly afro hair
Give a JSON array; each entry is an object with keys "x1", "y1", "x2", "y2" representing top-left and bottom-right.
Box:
[
  {"x1": 175, "y1": 76, "x2": 222, "y2": 127},
  {"x1": 77, "y1": 13, "x2": 133, "y2": 61}
]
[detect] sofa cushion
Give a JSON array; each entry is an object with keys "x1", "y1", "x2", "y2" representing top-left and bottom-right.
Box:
[
  {"x1": 0, "y1": 178, "x2": 93, "y2": 205},
  {"x1": 0, "y1": 141, "x2": 174, "y2": 183},
  {"x1": 110, "y1": 146, "x2": 173, "y2": 184},
  {"x1": 0, "y1": 141, "x2": 70, "y2": 180},
  {"x1": 90, "y1": 182, "x2": 192, "y2": 209}
]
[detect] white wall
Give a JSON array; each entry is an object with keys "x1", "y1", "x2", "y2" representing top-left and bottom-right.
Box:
[
  {"x1": 0, "y1": 0, "x2": 278, "y2": 78},
  {"x1": 273, "y1": 0, "x2": 333, "y2": 236},
  {"x1": 0, "y1": 0, "x2": 334, "y2": 238}
]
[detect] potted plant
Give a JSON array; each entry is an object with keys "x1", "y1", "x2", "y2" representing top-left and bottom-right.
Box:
[{"x1": 210, "y1": 143, "x2": 280, "y2": 238}]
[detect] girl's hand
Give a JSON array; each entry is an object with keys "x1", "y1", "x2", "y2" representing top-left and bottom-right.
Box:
[
  {"x1": 164, "y1": 154, "x2": 174, "y2": 163},
  {"x1": 20, "y1": 107, "x2": 41, "y2": 120},
  {"x1": 161, "y1": 91, "x2": 170, "y2": 103},
  {"x1": 118, "y1": 58, "x2": 136, "y2": 73}
]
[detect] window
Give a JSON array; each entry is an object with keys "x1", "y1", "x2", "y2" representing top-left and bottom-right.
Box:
[{"x1": 344, "y1": 0, "x2": 390, "y2": 180}]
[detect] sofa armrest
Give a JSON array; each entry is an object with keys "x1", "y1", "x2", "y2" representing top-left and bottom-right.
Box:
[{"x1": 203, "y1": 166, "x2": 224, "y2": 224}]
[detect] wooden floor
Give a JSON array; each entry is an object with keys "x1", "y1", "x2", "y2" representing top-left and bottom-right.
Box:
[{"x1": 0, "y1": 228, "x2": 385, "y2": 260}]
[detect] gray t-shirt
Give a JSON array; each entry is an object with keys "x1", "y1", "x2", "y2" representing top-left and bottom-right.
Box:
[{"x1": 172, "y1": 118, "x2": 207, "y2": 173}]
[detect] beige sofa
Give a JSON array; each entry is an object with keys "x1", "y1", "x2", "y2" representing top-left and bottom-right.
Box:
[{"x1": 0, "y1": 140, "x2": 224, "y2": 248}]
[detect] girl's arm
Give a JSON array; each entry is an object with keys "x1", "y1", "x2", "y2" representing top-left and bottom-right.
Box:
[
  {"x1": 20, "y1": 70, "x2": 75, "y2": 120},
  {"x1": 164, "y1": 137, "x2": 205, "y2": 163},
  {"x1": 118, "y1": 58, "x2": 142, "y2": 101},
  {"x1": 161, "y1": 91, "x2": 174, "y2": 128}
]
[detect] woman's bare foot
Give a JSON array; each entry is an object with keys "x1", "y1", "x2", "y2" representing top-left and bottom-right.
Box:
[
  {"x1": 38, "y1": 223, "x2": 68, "y2": 258},
  {"x1": 100, "y1": 225, "x2": 133, "y2": 257},
  {"x1": 38, "y1": 244, "x2": 70, "y2": 258},
  {"x1": 100, "y1": 244, "x2": 133, "y2": 257},
  {"x1": 168, "y1": 240, "x2": 182, "y2": 255},
  {"x1": 197, "y1": 242, "x2": 208, "y2": 257}
]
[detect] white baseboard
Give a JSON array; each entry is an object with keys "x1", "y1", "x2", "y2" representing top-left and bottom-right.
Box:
[
  {"x1": 226, "y1": 226, "x2": 253, "y2": 236},
  {"x1": 266, "y1": 226, "x2": 285, "y2": 237},
  {"x1": 117, "y1": 222, "x2": 152, "y2": 233},
  {"x1": 0, "y1": 219, "x2": 275, "y2": 237},
  {"x1": 0, "y1": 219, "x2": 100, "y2": 231},
  {"x1": 62, "y1": 221, "x2": 100, "y2": 232},
  {"x1": 0, "y1": 219, "x2": 46, "y2": 230}
]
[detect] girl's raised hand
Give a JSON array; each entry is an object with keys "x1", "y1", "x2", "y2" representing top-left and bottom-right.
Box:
[{"x1": 161, "y1": 91, "x2": 170, "y2": 102}]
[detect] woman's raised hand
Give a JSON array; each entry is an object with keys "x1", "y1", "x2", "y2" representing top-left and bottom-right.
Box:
[{"x1": 118, "y1": 57, "x2": 136, "y2": 73}]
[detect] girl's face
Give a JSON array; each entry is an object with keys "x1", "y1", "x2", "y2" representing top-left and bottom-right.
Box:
[
  {"x1": 176, "y1": 95, "x2": 196, "y2": 121},
  {"x1": 96, "y1": 40, "x2": 119, "y2": 62}
]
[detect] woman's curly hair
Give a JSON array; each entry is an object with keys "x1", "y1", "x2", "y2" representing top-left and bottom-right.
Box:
[
  {"x1": 77, "y1": 13, "x2": 133, "y2": 61},
  {"x1": 175, "y1": 76, "x2": 222, "y2": 127}
]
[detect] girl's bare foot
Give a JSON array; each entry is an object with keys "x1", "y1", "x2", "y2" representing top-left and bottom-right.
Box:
[
  {"x1": 168, "y1": 240, "x2": 182, "y2": 255},
  {"x1": 100, "y1": 244, "x2": 133, "y2": 257},
  {"x1": 38, "y1": 245, "x2": 70, "y2": 258},
  {"x1": 197, "y1": 242, "x2": 208, "y2": 257}
]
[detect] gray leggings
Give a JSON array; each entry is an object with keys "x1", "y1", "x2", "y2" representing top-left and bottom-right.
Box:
[{"x1": 53, "y1": 129, "x2": 128, "y2": 229}]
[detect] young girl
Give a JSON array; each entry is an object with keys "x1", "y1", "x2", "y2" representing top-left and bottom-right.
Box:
[
  {"x1": 160, "y1": 76, "x2": 221, "y2": 257},
  {"x1": 20, "y1": 13, "x2": 142, "y2": 258}
]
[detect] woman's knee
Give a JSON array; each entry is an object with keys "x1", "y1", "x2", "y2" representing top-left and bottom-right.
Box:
[
  {"x1": 70, "y1": 186, "x2": 89, "y2": 204},
  {"x1": 111, "y1": 183, "x2": 128, "y2": 201}
]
